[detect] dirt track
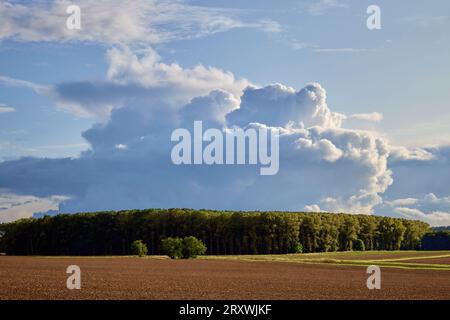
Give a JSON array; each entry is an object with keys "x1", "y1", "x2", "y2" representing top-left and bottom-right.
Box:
[
  {"x1": 403, "y1": 257, "x2": 450, "y2": 265},
  {"x1": 316, "y1": 251, "x2": 450, "y2": 260},
  {"x1": 0, "y1": 256, "x2": 449, "y2": 300}
]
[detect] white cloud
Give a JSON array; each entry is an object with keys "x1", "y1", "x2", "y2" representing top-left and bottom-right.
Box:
[
  {"x1": 318, "y1": 192, "x2": 384, "y2": 215},
  {"x1": 115, "y1": 144, "x2": 128, "y2": 150},
  {"x1": 386, "y1": 198, "x2": 418, "y2": 207},
  {"x1": 382, "y1": 145, "x2": 450, "y2": 219},
  {"x1": 106, "y1": 46, "x2": 249, "y2": 101},
  {"x1": 0, "y1": 0, "x2": 279, "y2": 45},
  {"x1": 0, "y1": 104, "x2": 15, "y2": 113},
  {"x1": 255, "y1": 19, "x2": 282, "y2": 33},
  {"x1": 296, "y1": 138, "x2": 343, "y2": 162},
  {"x1": 30, "y1": 143, "x2": 90, "y2": 151},
  {"x1": 303, "y1": 204, "x2": 322, "y2": 212},
  {"x1": 389, "y1": 145, "x2": 435, "y2": 161},
  {"x1": 386, "y1": 193, "x2": 450, "y2": 226},
  {"x1": 226, "y1": 83, "x2": 346, "y2": 129},
  {"x1": 0, "y1": 193, "x2": 69, "y2": 223},
  {"x1": 349, "y1": 112, "x2": 383, "y2": 122},
  {"x1": 394, "y1": 207, "x2": 450, "y2": 227},
  {"x1": 0, "y1": 75, "x2": 49, "y2": 94},
  {"x1": 181, "y1": 89, "x2": 239, "y2": 127}
]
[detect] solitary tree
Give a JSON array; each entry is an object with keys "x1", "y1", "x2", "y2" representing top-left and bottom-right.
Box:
[
  {"x1": 130, "y1": 240, "x2": 148, "y2": 257},
  {"x1": 182, "y1": 236, "x2": 207, "y2": 258}
]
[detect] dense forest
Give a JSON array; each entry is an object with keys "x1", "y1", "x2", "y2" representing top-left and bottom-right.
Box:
[
  {"x1": 422, "y1": 231, "x2": 450, "y2": 250},
  {"x1": 0, "y1": 209, "x2": 436, "y2": 255}
]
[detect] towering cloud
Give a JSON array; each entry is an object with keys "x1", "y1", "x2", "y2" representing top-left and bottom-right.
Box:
[
  {"x1": 0, "y1": 44, "x2": 449, "y2": 226},
  {"x1": 227, "y1": 83, "x2": 345, "y2": 129},
  {"x1": 0, "y1": 47, "x2": 398, "y2": 222}
]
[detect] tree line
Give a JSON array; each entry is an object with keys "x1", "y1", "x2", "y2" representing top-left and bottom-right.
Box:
[
  {"x1": 432, "y1": 226, "x2": 450, "y2": 232},
  {"x1": 421, "y1": 231, "x2": 450, "y2": 250},
  {"x1": 0, "y1": 209, "x2": 432, "y2": 255}
]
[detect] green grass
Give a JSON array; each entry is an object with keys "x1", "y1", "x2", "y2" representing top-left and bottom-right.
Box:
[
  {"x1": 6, "y1": 251, "x2": 450, "y2": 271},
  {"x1": 200, "y1": 251, "x2": 450, "y2": 271}
]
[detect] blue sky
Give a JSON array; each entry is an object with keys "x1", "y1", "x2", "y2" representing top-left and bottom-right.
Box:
[{"x1": 0, "y1": 0, "x2": 450, "y2": 225}]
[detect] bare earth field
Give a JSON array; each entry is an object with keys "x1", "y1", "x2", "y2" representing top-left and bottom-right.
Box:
[{"x1": 1, "y1": 255, "x2": 449, "y2": 300}]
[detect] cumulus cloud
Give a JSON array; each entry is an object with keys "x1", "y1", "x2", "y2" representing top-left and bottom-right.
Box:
[
  {"x1": 0, "y1": 0, "x2": 279, "y2": 45},
  {"x1": 226, "y1": 83, "x2": 346, "y2": 129},
  {"x1": 58, "y1": 46, "x2": 248, "y2": 119},
  {"x1": 106, "y1": 46, "x2": 248, "y2": 101},
  {"x1": 295, "y1": 138, "x2": 343, "y2": 162},
  {"x1": 300, "y1": 126, "x2": 392, "y2": 215},
  {"x1": 181, "y1": 90, "x2": 239, "y2": 127},
  {"x1": 0, "y1": 44, "x2": 446, "y2": 223},
  {"x1": 0, "y1": 49, "x2": 395, "y2": 218}
]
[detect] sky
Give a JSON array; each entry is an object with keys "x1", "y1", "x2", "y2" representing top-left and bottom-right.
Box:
[{"x1": 0, "y1": 0, "x2": 449, "y2": 226}]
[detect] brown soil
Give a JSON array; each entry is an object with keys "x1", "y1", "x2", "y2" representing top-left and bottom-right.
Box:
[{"x1": 0, "y1": 256, "x2": 449, "y2": 300}]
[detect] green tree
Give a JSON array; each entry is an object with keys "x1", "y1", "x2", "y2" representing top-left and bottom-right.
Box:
[
  {"x1": 339, "y1": 216, "x2": 359, "y2": 251},
  {"x1": 358, "y1": 216, "x2": 377, "y2": 250},
  {"x1": 299, "y1": 215, "x2": 320, "y2": 253},
  {"x1": 317, "y1": 215, "x2": 339, "y2": 252},
  {"x1": 353, "y1": 239, "x2": 365, "y2": 251},
  {"x1": 161, "y1": 237, "x2": 183, "y2": 259},
  {"x1": 377, "y1": 217, "x2": 395, "y2": 250},
  {"x1": 130, "y1": 240, "x2": 148, "y2": 257},
  {"x1": 182, "y1": 236, "x2": 207, "y2": 258},
  {"x1": 293, "y1": 241, "x2": 303, "y2": 253},
  {"x1": 403, "y1": 220, "x2": 429, "y2": 250},
  {"x1": 392, "y1": 220, "x2": 406, "y2": 250}
]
